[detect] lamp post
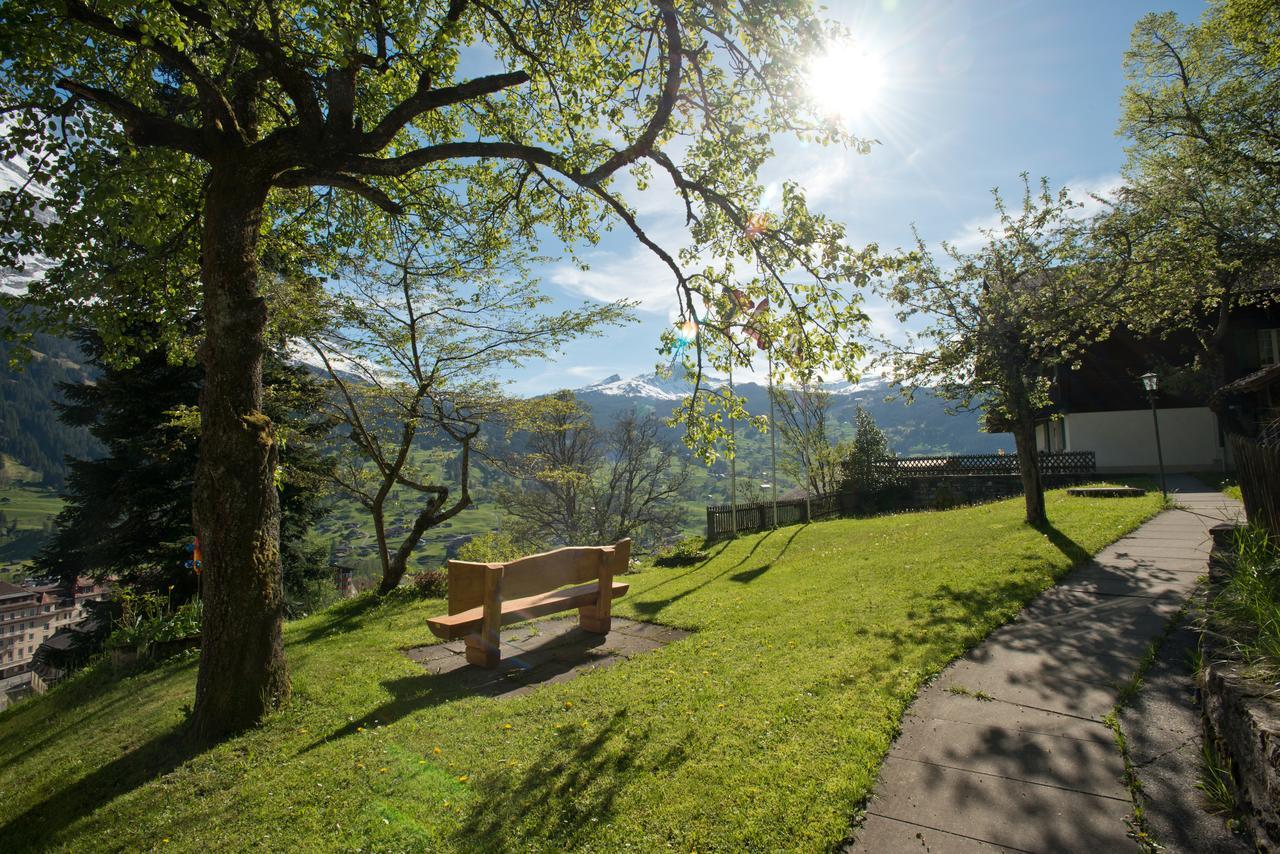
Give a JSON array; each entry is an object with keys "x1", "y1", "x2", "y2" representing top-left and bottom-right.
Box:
[{"x1": 1140, "y1": 372, "x2": 1168, "y2": 499}]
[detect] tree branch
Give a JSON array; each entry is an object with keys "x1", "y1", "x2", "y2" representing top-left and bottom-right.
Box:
[
  {"x1": 276, "y1": 169, "x2": 403, "y2": 214},
  {"x1": 358, "y1": 71, "x2": 530, "y2": 154},
  {"x1": 55, "y1": 79, "x2": 207, "y2": 156}
]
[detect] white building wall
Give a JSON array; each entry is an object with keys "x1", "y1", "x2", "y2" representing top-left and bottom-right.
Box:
[{"x1": 1064, "y1": 407, "x2": 1224, "y2": 472}]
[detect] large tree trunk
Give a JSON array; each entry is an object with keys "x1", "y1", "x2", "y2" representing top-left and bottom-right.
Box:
[
  {"x1": 189, "y1": 169, "x2": 289, "y2": 742},
  {"x1": 1011, "y1": 407, "x2": 1047, "y2": 526}
]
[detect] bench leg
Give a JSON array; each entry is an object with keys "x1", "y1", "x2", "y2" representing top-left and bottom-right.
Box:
[
  {"x1": 466, "y1": 564, "x2": 504, "y2": 667},
  {"x1": 464, "y1": 631, "x2": 499, "y2": 668},
  {"x1": 578, "y1": 606, "x2": 610, "y2": 634}
]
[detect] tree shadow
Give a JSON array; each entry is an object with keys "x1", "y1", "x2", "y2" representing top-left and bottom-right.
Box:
[
  {"x1": 303, "y1": 627, "x2": 647, "y2": 753},
  {"x1": 630, "y1": 525, "x2": 803, "y2": 619},
  {"x1": 293, "y1": 592, "x2": 384, "y2": 644},
  {"x1": 453, "y1": 708, "x2": 690, "y2": 852},
  {"x1": 0, "y1": 725, "x2": 200, "y2": 851},
  {"x1": 729, "y1": 564, "x2": 771, "y2": 584},
  {"x1": 1032, "y1": 521, "x2": 1092, "y2": 565}
]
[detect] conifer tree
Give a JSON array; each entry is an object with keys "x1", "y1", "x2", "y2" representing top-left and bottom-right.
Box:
[{"x1": 36, "y1": 325, "x2": 330, "y2": 609}]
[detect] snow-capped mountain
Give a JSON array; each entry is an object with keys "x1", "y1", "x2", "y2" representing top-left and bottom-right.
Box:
[
  {"x1": 578, "y1": 371, "x2": 886, "y2": 401},
  {"x1": 571, "y1": 371, "x2": 1007, "y2": 455},
  {"x1": 0, "y1": 149, "x2": 58, "y2": 296},
  {"x1": 580, "y1": 372, "x2": 725, "y2": 401}
]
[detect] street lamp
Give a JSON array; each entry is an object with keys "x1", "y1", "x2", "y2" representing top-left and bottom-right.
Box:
[{"x1": 1140, "y1": 372, "x2": 1168, "y2": 499}]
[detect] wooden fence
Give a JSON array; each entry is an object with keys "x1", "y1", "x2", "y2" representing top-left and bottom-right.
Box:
[
  {"x1": 874, "y1": 450, "x2": 1095, "y2": 478},
  {"x1": 706, "y1": 493, "x2": 840, "y2": 540},
  {"x1": 1229, "y1": 433, "x2": 1280, "y2": 536}
]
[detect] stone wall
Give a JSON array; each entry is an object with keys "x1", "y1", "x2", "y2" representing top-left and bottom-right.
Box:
[
  {"x1": 1200, "y1": 524, "x2": 1280, "y2": 851},
  {"x1": 840, "y1": 474, "x2": 1088, "y2": 516}
]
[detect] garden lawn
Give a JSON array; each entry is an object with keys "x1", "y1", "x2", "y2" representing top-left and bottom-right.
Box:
[{"x1": 0, "y1": 489, "x2": 1162, "y2": 852}]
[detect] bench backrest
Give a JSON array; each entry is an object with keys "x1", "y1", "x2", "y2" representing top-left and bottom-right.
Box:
[{"x1": 446, "y1": 539, "x2": 632, "y2": 614}]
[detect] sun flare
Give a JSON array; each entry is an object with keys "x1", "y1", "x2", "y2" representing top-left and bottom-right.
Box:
[{"x1": 806, "y1": 44, "x2": 887, "y2": 123}]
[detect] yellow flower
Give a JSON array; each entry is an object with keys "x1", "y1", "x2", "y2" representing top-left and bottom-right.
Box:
[
  {"x1": 379, "y1": 767, "x2": 388, "y2": 773},
  {"x1": 457, "y1": 775, "x2": 468, "y2": 783},
  {"x1": 356, "y1": 726, "x2": 365, "y2": 733},
  {"x1": 433, "y1": 746, "x2": 442, "y2": 754},
  {"x1": 563, "y1": 701, "x2": 573, "y2": 709},
  {"x1": 503, "y1": 723, "x2": 512, "y2": 730}
]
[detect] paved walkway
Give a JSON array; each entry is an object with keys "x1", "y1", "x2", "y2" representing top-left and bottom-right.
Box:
[{"x1": 847, "y1": 475, "x2": 1243, "y2": 853}]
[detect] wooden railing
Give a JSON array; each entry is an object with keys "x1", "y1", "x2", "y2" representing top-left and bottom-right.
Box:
[
  {"x1": 1229, "y1": 433, "x2": 1280, "y2": 536},
  {"x1": 873, "y1": 450, "x2": 1096, "y2": 478},
  {"x1": 706, "y1": 493, "x2": 840, "y2": 541}
]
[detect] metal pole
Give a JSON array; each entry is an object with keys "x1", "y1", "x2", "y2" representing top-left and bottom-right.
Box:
[
  {"x1": 729, "y1": 362, "x2": 737, "y2": 538},
  {"x1": 1148, "y1": 390, "x2": 1168, "y2": 499},
  {"x1": 768, "y1": 348, "x2": 778, "y2": 529}
]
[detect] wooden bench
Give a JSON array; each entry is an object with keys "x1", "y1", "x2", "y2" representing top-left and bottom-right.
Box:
[{"x1": 426, "y1": 539, "x2": 631, "y2": 668}]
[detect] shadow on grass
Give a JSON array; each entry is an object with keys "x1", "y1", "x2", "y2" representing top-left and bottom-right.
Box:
[
  {"x1": 0, "y1": 725, "x2": 200, "y2": 851},
  {"x1": 630, "y1": 525, "x2": 803, "y2": 619},
  {"x1": 1033, "y1": 521, "x2": 1092, "y2": 566},
  {"x1": 293, "y1": 593, "x2": 384, "y2": 645},
  {"x1": 729, "y1": 564, "x2": 771, "y2": 584},
  {"x1": 303, "y1": 630, "x2": 621, "y2": 752},
  {"x1": 454, "y1": 708, "x2": 690, "y2": 852}
]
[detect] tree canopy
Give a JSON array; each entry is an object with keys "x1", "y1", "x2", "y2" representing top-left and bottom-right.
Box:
[
  {"x1": 0, "y1": 0, "x2": 880, "y2": 739},
  {"x1": 1107, "y1": 0, "x2": 1280, "y2": 352}
]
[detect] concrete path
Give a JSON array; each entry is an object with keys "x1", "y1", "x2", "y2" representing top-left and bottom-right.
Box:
[{"x1": 847, "y1": 476, "x2": 1242, "y2": 853}]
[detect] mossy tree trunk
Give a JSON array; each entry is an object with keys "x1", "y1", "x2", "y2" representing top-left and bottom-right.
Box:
[{"x1": 189, "y1": 168, "x2": 289, "y2": 742}]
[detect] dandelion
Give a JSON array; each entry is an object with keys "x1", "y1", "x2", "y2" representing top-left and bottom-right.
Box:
[
  {"x1": 379, "y1": 767, "x2": 388, "y2": 773},
  {"x1": 433, "y1": 746, "x2": 442, "y2": 754},
  {"x1": 563, "y1": 701, "x2": 573, "y2": 709},
  {"x1": 457, "y1": 775, "x2": 469, "y2": 783},
  {"x1": 356, "y1": 726, "x2": 365, "y2": 733},
  {"x1": 503, "y1": 723, "x2": 512, "y2": 730}
]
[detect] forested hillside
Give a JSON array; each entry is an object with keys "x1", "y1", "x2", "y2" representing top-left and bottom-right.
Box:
[{"x1": 0, "y1": 307, "x2": 99, "y2": 487}]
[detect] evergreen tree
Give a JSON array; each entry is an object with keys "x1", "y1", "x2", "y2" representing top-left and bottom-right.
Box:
[
  {"x1": 839, "y1": 406, "x2": 899, "y2": 512},
  {"x1": 35, "y1": 326, "x2": 331, "y2": 609}
]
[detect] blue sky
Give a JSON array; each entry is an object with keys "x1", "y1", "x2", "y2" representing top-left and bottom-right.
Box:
[{"x1": 512, "y1": 0, "x2": 1207, "y2": 395}]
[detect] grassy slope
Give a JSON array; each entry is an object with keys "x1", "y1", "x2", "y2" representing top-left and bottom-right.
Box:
[
  {"x1": 0, "y1": 467, "x2": 63, "y2": 578},
  {"x1": 0, "y1": 490, "x2": 1161, "y2": 852}
]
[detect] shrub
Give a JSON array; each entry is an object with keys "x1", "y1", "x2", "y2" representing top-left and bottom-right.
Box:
[
  {"x1": 653, "y1": 535, "x2": 708, "y2": 568},
  {"x1": 456, "y1": 531, "x2": 531, "y2": 564},
  {"x1": 104, "y1": 590, "x2": 201, "y2": 656},
  {"x1": 1208, "y1": 526, "x2": 1280, "y2": 682},
  {"x1": 411, "y1": 569, "x2": 448, "y2": 599}
]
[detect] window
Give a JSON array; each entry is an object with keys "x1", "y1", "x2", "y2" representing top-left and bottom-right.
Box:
[{"x1": 1262, "y1": 328, "x2": 1280, "y2": 368}]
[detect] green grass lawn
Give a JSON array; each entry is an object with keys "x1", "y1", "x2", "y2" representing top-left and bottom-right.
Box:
[
  {"x1": 0, "y1": 489, "x2": 1162, "y2": 852},
  {"x1": 0, "y1": 479, "x2": 63, "y2": 579}
]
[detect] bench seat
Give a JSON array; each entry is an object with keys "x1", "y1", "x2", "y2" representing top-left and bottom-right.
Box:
[
  {"x1": 427, "y1": 580, "x2": 630, "y2": 641},
  {"x1": 431, "y1": 539, "x2": 631, "y2": 667}
]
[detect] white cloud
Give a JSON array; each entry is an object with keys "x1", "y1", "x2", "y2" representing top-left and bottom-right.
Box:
[{"x1": 549, "y1": 246, "x2": 683, "y2": 315}]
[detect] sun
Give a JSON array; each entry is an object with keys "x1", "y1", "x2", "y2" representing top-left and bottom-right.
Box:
[{"x1": 805, "y1": 44, "x2": 887, "y2": 123}]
